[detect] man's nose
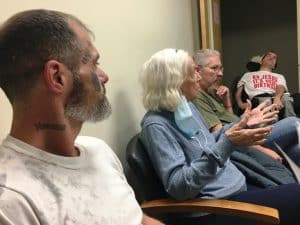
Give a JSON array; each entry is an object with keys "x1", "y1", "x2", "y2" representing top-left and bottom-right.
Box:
[
  {"x1": 98, "y1": 68, "x2": 109, "y2": 84},
  {"x1": 217, "y1": 70, "x2": 223, "y2": 77}
]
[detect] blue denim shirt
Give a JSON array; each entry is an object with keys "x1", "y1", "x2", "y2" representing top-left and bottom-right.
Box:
[{"x1": 140, "y1": 103, "x2": 246, "y2": 201}]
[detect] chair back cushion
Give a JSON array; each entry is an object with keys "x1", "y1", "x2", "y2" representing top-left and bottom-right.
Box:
[
  {"x1": 292, "y1": 93, "x2": 300, "y2": 117},
  {"x1": 125, "y1": 134, "x2": 166, "y2": 203}
]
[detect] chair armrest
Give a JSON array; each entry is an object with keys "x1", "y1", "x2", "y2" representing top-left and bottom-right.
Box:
[{"x1": 141, "y1": 198, "x2": 279, "y2": 225}]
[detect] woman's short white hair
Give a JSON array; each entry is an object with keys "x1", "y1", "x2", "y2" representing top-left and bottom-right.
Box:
[
  {"x1": 140, "y1": 48, "x2": 189, "y2": 112},
  {"x1": 193, "y1": 48, "x2": 220, "y2": 67}
]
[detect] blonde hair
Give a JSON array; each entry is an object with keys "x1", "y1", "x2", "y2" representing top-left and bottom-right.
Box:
[{"x1": 140, "y1": 48, "x2": 189, "y2": 111}]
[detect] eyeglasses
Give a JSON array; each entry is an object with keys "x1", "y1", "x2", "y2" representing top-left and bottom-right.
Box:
[{"x1": 199, "y1": 65, "x2": 224, "y2": 73}]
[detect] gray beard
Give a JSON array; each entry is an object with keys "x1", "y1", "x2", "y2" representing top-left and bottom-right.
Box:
[
  {"x1": 65, "y1": 96, "x2": 112, "y2": 122},
  {"x1": 64, "y1": 71, "x2": 112, "y2": 122}
]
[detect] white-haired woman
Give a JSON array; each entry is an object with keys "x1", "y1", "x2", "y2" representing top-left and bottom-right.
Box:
[{"x1": 139, "y1": 48, "x2": 300, "y2": 225}]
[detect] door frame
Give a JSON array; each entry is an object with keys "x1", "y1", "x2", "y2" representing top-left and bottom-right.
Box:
[{"x1": 198, "y1": 0, "x2": 222, "y2": 52}]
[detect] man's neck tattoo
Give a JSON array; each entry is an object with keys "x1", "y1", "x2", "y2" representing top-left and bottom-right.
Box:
[{"x1": 34, "y1": 122, "x2": 66, "y2": 131}]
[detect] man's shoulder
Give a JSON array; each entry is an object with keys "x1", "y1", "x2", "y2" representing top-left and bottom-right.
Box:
[
  {"x1": 238, "y1": 72, "x2": 253, "y2": 84},
  {"x1": 270, "y1": 71, "x2": 285, "y2": 77},
  {"x1": 193, "y1": 91, "x2": 219, "y2": 108},
  {"x1": 75, "y1": 136, "x2": 107, "y2": 146},
  {"x1": 75, "y1": 136, "x2": 120, "y2": 165},
  {"x1": 241, "y1": 71, "x2": 257, "y2": 77},
  {"x1": 196, "y1": 91, "x2": 211, "y2": 100},
  {"x1": 193, "y1": 91, "x2": 214, "y2": 104},
  {"x1": 75, "y1": 136, "x2": 111, "y2": 152}
]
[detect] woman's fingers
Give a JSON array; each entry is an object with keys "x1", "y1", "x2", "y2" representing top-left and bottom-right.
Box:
[
  {"x1": 226, "y1": 126, "x2": 272, "y2": 146},
  {"x1": 262, "y1": 103, "x2": 278, "y2": 114}
]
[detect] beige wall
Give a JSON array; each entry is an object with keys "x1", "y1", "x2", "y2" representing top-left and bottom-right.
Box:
[{"x1": 0, "y1": 0, "x2": 197, "y2": 163}]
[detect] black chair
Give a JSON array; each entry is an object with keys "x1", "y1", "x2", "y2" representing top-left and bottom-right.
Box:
[
  {"x1": 291, "y1": 93, "x2": 300, "y2": 117},
  {"x1": 231, "y1": 75, "x2": 249, "y2": 116},
  {"x1": 125, "y1": 133, "x2": 280, "y2": 225}
]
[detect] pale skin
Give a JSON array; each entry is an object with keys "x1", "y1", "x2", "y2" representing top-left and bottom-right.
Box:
[
  {"x1": 215, "y1": 85, "x2": 234, "y2": 112},
  {"x1": 182, "y1": 55, "x2": 274, "y2": 147},
  {"x1": 211, "y1": 86, "x2": 282, "y2": 162},
  {"x1": 235, "y1": 85, "x2": 250, "y2": 110},
  {"x1": 236, "y1": 51, "x2": 286, "y2": 111},
  {"x1": 225, "y1": 100, "x2": 278, "y2": 145},
  {"x1": 10, "y1": 20, "x2": 162, "y2": 225},
  {"x1": 143, "y1": 215, "x2": 165, "y2": 225},
  {"x1": 196, "y1": 55, "x2": 282, "y2": 162}
]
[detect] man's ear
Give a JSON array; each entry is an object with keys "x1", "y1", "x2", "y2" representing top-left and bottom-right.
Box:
[{"x1": 43, "y1": 60, "x2": 66, "y2": 93}]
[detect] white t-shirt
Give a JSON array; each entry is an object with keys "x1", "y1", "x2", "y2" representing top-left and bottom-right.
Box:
[
  {"x1": 0, "y1": 135, "x2": 143, "y2": 225},
  {"x1": 237, "y1": 70, "x2": 287, "y2": 99}
]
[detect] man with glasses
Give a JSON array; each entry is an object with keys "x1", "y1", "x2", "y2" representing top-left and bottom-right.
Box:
[
  {"x1": 192, "y1": 49, "x2": 231, "y2": 132},
  {"x1": 139, "y1": 48, "x2": 300, "y2": 225},
  {"x1": 192, "y1": 48, "x2": 300, "y2": 166},
  {"x1": 192, "y1": 48, "x2": 285, "y2": 161}
]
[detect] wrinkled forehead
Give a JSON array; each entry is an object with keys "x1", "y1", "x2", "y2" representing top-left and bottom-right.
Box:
[{"x1": 206, "y1": 55, "x2": 222, "y2": 66}]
